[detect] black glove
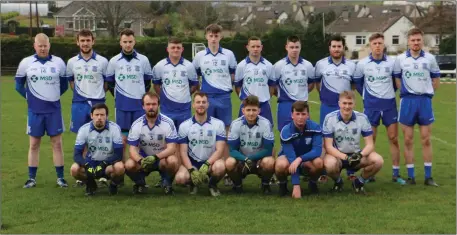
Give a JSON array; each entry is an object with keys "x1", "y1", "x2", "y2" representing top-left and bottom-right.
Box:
[
  {"x1": 94, "y1": 161, "x2": 108, "y2": 178},
  {"x1": 347, "y1": 152, "x2": 362, "y2": 168}
]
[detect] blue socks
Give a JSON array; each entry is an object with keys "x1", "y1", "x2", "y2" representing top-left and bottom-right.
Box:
[
  {"x1": 392, "y1": 166, "x2": 400, "y2": 177},
  {"x1": 424, "y1": 162, "x2": 432, "y2": 179},
  {"x1": 407, "y1": 164, "x2": 415, "y2": 179},
  {"x1": 55, "y1": 166, "x2": 64, "y2": 179},
  {"x1": 28, "y1": 166, "x2": 37, "y2": 179}
]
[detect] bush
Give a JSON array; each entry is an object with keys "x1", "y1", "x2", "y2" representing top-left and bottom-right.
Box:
[{"x1": 1, "y1": 12, "x2": 19, "y2": 21}]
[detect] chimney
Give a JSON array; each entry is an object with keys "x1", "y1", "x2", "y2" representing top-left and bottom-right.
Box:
[
  {"x1": 405, "y1": 4, "x2": 411, "y2": 14},
  {"x1": 342, "y1": 10, "x2": 349, "y2": 21},
  {"x1": 293, "y1": 3, "x2": 297, "y2": 12},
  {"x1": 355, "y1": 4, "x2": 359, "y2": 12},
  {"x1": 365, "y1": 6, "x2": 370, "y2": 17},
  {"x1": 248, "y1": 6, "x2": 252, "y2": 13},
  {"x1": 309, "y1": 6, "x2": 314, "y2": 13}
]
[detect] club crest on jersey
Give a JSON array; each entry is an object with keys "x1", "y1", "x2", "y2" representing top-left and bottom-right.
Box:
[
  {"x1": 305, "y1": 137, "x2": 312, "y2": 145},
  {"x1": 105, "y1": 137, "x2": 110, "y2": 143},
  {"x1": 207, "y1": 130, "x2": 213, "y2": 136},
  {"x1": 50, "y1": 67, "x2": 56, "y2": 73},
  {"x1": 135, "y1": 65, "x2": 140, "y2": 72},
  {"x1": 385, "y1": 67, "x2": 390, "y2": 73},
  {"x1": 199, "y1": 129, "x2": 203, "y2": 136},
  {"x1": 301, "y1": 70, "x2": 306, "y2": 76},
  {"x1": 352, "y1": 128, "x2": 358, "y2": 135},
  {"x1": 181, "y1": 71, "x2": 186, "y2": 77},
  {"x1": 92, "y1": 66, "x2": 98, "y2": 72},
  {"x1": 255, "y1": 132, "x2": 261, "y2": 138},
  {"x1": 126, "y1": 65, "x2": 132, "y2": 72},
  {"x1": 262, "y1": 69, "x2": 267, "y2": 75},
  {"x1": 342, "y1": 70, "x2": 348, "y2": 75},
  {"x1": 422, "y1": 63, "x2": 428, "y2": 69},
  {"x1": 221, "y1": 60, "x2": 226, "y2": 66},
  {"x1": 157, "y1": 134, "x2": 163, "y2": 140},
  {"x1": 84, "y1": 65, "x2": 89, "y2": 72}
]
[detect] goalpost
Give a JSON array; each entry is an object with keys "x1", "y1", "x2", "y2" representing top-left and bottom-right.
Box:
[{"x1": 192, "y1": 43, "x2": 206, "y2": 59}]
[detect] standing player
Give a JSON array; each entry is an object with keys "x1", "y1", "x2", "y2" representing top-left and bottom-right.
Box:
[
  {"x1": 15, "y1": 33, "x2": 70, "y2": 188},
  {"x1": 70, "y1": 103, "x2": 125, "y2": 196},
  {"x1": 192, "y1": 24, "x2": 237, "y2": 185},
  {"x1": 353, "y1": 33, "x2": 403, "y2": 184},
  {"x1": 234, "y1": 36, "x2": 275, "y2": 124},
  {"x1": 323, "y1": 91, "x2": 384, "y2": 194},
  {"x1": 315, "y1": 35, "x2": 356, "y2": 126},
  {"x1": 393, "y1": 28, "x2": 440, "y2": 186},
  {"x1": 152, "y1": 36, "x2": 198, "y2": 129},
  {"x1": 226, "y1": 95, "x2": 275, "y2": 194},
  {"x1": 67, "y1": 29, "x2": 109, "y2": 134},
  {"x1": 174, "y1": 92, "x2": 227, "y2": 197},
  {"x1": 125, "y1": 92, "x2": 180, "y2": 195},
  {"x1": 275, "y1": 101, "x2": 323, "y2": 198},
  {"x1": 105, "y1": 28, "x2": 153, "y2": 146},
  {"x1": 273, "y1": 35, "x2": 315, "y2": 131}
]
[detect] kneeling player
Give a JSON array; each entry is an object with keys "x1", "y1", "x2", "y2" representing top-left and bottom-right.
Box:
[
  {"x1": 125, "y1": 92, "x2": 180, "y2": 195},
  {"x1": 323, "y1": 91, "x2": 384, "y2": 194},
  {"x1": 71, "y1": 103, "x2": 125, "y2": 196},
  {"x1": 226, "y1": 95, "x2": 275, "y2": 194},
  {"x1": 275, "y1": 101, "x2": 323, "y2": 198},
  {"x1": 174, "y1": 92, "x2": 226, "y2": 197}
]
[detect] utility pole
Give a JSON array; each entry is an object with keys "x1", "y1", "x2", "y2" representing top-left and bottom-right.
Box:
[
  {"x1": 322, "y1": 12, "x2": 325, "y2": 40},
  {"x1": 29, "y1": 2, "x2": 33, "y2": 37},
  {"x1": 35, "y1": 2, "x2": 40, "y2": 32}
]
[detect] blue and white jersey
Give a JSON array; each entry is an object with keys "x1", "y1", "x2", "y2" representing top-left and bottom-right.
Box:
[
  {"x1": 393, "y1": 50, "x2": 440, "y2": 98},
  {"x1": 234, "y1": 57, "x2": 274, "y2": 103},
  {"x1": 127, "y1": 114, "x2": 178, "y2": 156},
  {"x1": 152, "y1": 57, "x2": 198, "y2": 111},
  {"x1": 322, "y1": 110, "x2": 373, "y2": 154},
  {"x1": 106, "y1": 51, "x2": 153, "y2": 111},
  {"x1": 66, "y1": 52, "x2": 108, "y2": 103},
  {"x1": 315, "y1": 57, "x2": 356, "y2": 106},
  {"x1": 273, "y1": 57, "x2": 315, "y2": 102},
  {"x1": 15, "y1": 54, "x2": 69, "y2": 113},
  {"x1": 74, "y1": 121, "x2": 123, "y2": 162},
  {"x1": 227, "y1": 115, "x2": 274, "y2": 156},
  {"x1": 193, "y1": 47, "x2": 237, "y2": 95},
  {"x1": 177, "y1": 116, "x2": 226, "y2": 162},
  {"x1": 353, "y1": 54, "x2": 396, "y2": 110}
]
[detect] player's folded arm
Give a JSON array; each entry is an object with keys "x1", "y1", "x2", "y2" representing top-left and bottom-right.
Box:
[
  {"x1": 73, "y1": 145, "x2": 85, "y2": 166},
  {"x1": 228, "y1": 138, "x2": 245, "y2": 161},
  {"x1": 208, "y1": 140, "x2": 226, "y2": 164},
  {"x1": 105, "y1": 146, "x2": 123, "y2": 165},
  {"x1": 300, "y1": 134, "x2": 322, "y2": 162},
  {"x1": 248, "y1": 142, "x2": 273, "y2": 161}
]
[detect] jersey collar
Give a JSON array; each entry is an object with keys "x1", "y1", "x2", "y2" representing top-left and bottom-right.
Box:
[
  {"x1": 245, "y1": 56, "x2": 265, "y2": 65},
  {"x1": 406, "y1": 49, "x2": 425, "y2": 58},
  {"x1": 327, "y1": 56, "x2": 346, "y2": 66},
  {"x1": 369, "y1": 53, "x2": 387, "y2": 63},
  {"x1": 34, "y1": 54, "x2": 52, "y2": 64},
  {"x1": 89, "y1": 121, "x2": 110, "y2": 132},
  {"x1": 285, "y1": 56, "x2": 304, "y2": 66},
  {"x1": 78, "y1": 51, "x2": 97, "y2": 62},
  {"x1": 205, "y1": 47, "x2": 223, "y2": 56},
  {"x1": 142, "y1": 114, "x2": 162, "y2": 128},
  {"x1": 337, "y1": 111, "x2": 356, "y2": 123},
  {"x1": 241, "y1": 116, "x2": 259, "y2": 128},
  {"x1": 192, "y1": 115, "x2": 211, "y2": 126},
  {"x1": 118, "y1": 50, "x2": 139, "y2": 61},
  {"x1": 166, "y1": 57, "x2": 184, "y2": 66}
]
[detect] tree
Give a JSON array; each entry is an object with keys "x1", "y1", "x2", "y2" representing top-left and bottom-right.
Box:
[
  {"x1": 85, "y1": 1, "x2": 150, "y2": 38},
  {"x1": 439, "y1": 34, "x2": 456, "y2": 54}
]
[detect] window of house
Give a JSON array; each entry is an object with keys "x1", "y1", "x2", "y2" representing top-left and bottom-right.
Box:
[
  {"x1": 66, "y1": 21, "x2": 73, "y2": 29},
  {"x1": 74, "y1": 17, "x2": 95, "y2": 31},
  {"x1": 356, "y1": 35, "x2": 366, "y2": 45},
  {"x1": 435, "y1": 35, "x2": 440, "y2": 45},
  {"x1": 392, "y1": 35, "x2": 399, "y2": 45},
  {"x1": 124, "y1": 21, "x2": 132, "y2": 28}
]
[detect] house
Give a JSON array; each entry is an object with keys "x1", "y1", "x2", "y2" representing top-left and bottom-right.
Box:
[
  {"x1": 235, "y1": 2, "x2": 308, "y2": 28},
  {"x1": 326, "y1": 4, "x2": 426, "y2": 58},
  {"x1": 54, "y1": 1, "x2": 150, "y2": 37}
]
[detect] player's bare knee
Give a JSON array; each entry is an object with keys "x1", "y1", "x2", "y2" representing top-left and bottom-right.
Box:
[
  {"x1": 388, "y1": 134, "x2": 399, "y2": 146},
  {"x1": 211, "y1": 160, "x2": 226, "y2": 177},
  {"x1": 261, "y1": 156, "x2": 275, "y2": 171},
  {"x1": 113, "y1": 162, "x2": 125, "y2": 175},
  {"x1": 421, "y1": 135, "x2": 431, "y2": 147},
  {"x1": 70, "y1": 163, "x2": 81, "y2": 177},
  {"x1": 50, "y1": 136, "x2": 63, "y2": 150},
  {"x1": 175, "y1": 168, "x2": 189, "y2": 185},
  {"x1": 312, "y1": 157, "x2": 324, "y2": 170},
  {"x1": 29, "y1": 140, "x2": 41, "y2": 151},
  {"x1": 275, "y1": 156, "x2": 289, "y2": 172},
  {"x1": 225, "y1": 157, "x2": 237, "y2": 171},
  {"x1": 124, "y1": 159, "x2": 137, "y2": 172},
  {"x1": 324, "y1": 155, "x2": 339, "y2": 173}
]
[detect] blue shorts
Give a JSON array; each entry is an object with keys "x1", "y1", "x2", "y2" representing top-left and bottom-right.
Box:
[
  {"x1": 364, "y1": 108, "x2": 398, "y2": 127},
  {"x1": 341, "y1": 159, "x2": 361, "y2": 172},
  {"x1": 161, "y1": 107, "x2": 191, "y2": 130},
  {"x1": 190, "y1": 157, "x2": 210, "y2": 173},
  {"x1": 320, "y1": 103, "x2": 339, "y2": 126},
  {"x1": 27, "y1": 110, "x2": 64, "y2": 137},
  {"x1": 139, "y1": 151, "x2": 161, "y2": 174},
  {"x1": 207, "y1": 95, "x2": 232, "y2": 127},
  {"x1": 116, "y1": 109, "x2": 144, "y2": 132},
  {"x1": 277, "y1": 101, "x2": 293, "y2": 131},
  {"x1": 238, "y1": 101, "x2": 273, "y2": 126},
  {"x1": 399, "y1": 96, "x2": 434, "y2": 126},
  {"x1": 70, "y1": 102, "x2": 92, "y2": 133}
]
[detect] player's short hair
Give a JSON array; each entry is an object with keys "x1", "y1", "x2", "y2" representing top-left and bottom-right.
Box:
[
  {"x1": 77, "y1": 29, "x2": 94, "y2": 41},
  {"x1": 339, "y1": 90, "x2": 356, "y2": 100},
  {"x1": 141, "y1": 92, "x2": 160, "y2": 105},
  {"x1": 291, "y1": 101, "x2": 309, "y2": 113},
  {"x1": 168, "y1": 36, "x2": 182, "y2": 44},
  {"x1": 369, "y1": 33, "x2": 384, "y2": 42},
  {"x1": 193, "y1": 91, "x2": 208, "y2": 100},
  {"x1": 91, "y1": 103, "x2": 109, "y2": 116},
  {"x1": 407, "y1": 28, "x2": 424, "y2": 38},
  {"x1": 119, "y1": 28, "x2": 135, "y2": 38},
  {"x1": 328, "y1": 34, "x2": 346, "y2": 47},
  {"x1": 247, "y1": 36, "x2": 261, "y2": 44},
  {"x1": 242, "y1": 95, "x2": 260, "y2": 108},
  {"x1": 286, "y1": 35, "x2": 300, "y2": 43},
  {"x1": 205, "y1": 24, "x2": 222, "y2": 34}
]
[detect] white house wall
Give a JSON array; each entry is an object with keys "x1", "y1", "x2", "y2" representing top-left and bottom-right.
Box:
[{"x1": 383, "y1": 16, "x2": 415, "y2": 53}]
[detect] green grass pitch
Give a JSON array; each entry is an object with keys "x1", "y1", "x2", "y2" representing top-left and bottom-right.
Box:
[{"x1": 1, "y1": 76, "x2": 455, "y2": 233}]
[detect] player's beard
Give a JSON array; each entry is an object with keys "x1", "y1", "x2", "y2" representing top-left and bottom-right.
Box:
[
  {"x1": 95, "y1": 120, "x2": 105, "y2": 129},
  {"x1": 195, "y1": 108, "x2": 206, "y2": 116},
  {"x1": 80, "y1": 48, "x2": 92, "y2": 55},
  {"x1": 146, "y1": 109, "x2": 158, "y2": 118}
]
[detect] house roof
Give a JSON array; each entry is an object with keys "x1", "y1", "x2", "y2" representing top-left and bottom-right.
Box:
[
  {"x1": 55, "y1": 1, "x2": 150, "y2": 19},
  {"x1": 326, "y1": 4, "x2": 423, "y2": 33},
  {"x1": 417, "y1": 6, "x2": 456, "y2": 34}
]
